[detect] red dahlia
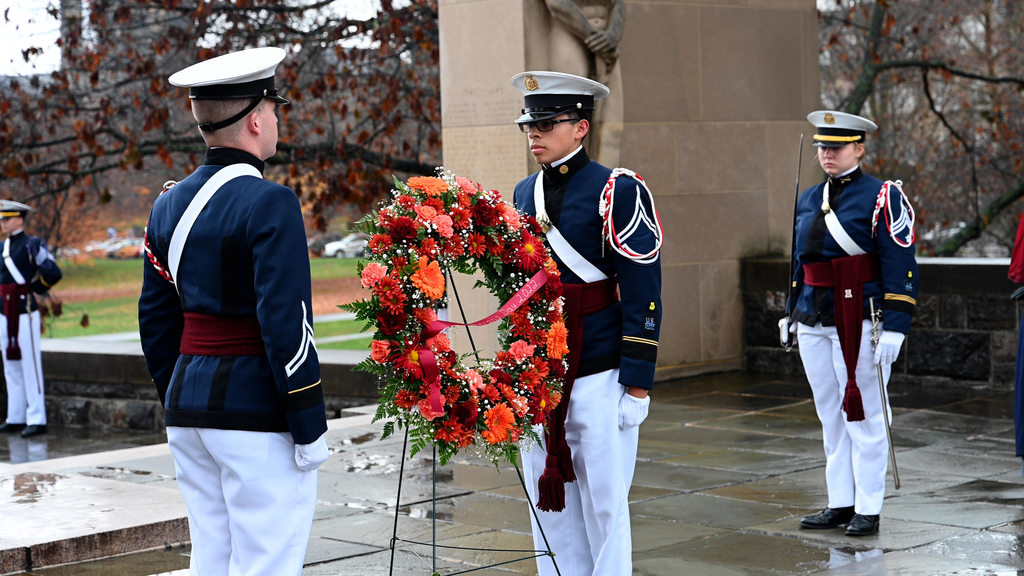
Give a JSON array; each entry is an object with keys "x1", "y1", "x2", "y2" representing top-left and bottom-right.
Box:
[
  {"x1": 390, "y1": 216, "x2": 418, "y2": 242},
  {"x1": 472, "y1": 201, "x2": 499, "y2": 227}
]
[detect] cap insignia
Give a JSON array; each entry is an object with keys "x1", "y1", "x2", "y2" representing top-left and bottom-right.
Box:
[
  {"x1": 559, "y1": 165, "x2": 569, "y2": 175},
  {"x1": 824, "y1": 113, "x2": 836, "y2": 125},
  {"x1": 524, "y1": 74, "x2": 539, "y2": 91}
]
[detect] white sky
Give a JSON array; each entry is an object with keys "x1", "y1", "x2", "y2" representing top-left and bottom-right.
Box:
[
  {"x1": 0, "y1": 0, "x2": 379, "y2": 77},
  {"x1": 0, "y1": 1, "x2": 62, "y2": 76}
]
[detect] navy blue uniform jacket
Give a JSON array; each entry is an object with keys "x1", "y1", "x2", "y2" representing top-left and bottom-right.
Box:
[
  {"x1": 513, "y1": 148, "x2": 662, "y2": 390},
  {"x1": 0, "y1": 231, "x2": 62, "y2": 312},
  {"x1": 139, "y1": 148, "x2": 327, "y2": 445},
  {"x1": 788, "y1": 168, "x2": 918, "y2": 334}
]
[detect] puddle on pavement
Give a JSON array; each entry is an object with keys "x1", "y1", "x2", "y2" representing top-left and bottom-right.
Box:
[
  {"x1": 0, "y1": 425, "x2": 167, "y2": 465},
  {"x1": 1, "y1": 473, "x2": 62, "y2": 504},
  {"x1": 344, "y1": 452, "x2": 394, "y2": 473},
  {"x1": 96, "y1": 466, "x2": 153, "y2": 475},
  {"x1": 403, "y1": 505, "x2": 455, "y2": 521},
  {"x1": 821, "y1": 546, "x2": 884, "y2": 570},
  {"x1": 341, "y1": 432, "x2": 378, "y2": 445}
]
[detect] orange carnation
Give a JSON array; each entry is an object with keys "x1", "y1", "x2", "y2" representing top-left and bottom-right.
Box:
[
  {"x1": 411, "y1": 256, "x2": 446, "y2": 299},
  {"x1": 480, "y1": 403, "x2": 515, "y2": 444},
  {"x1": 546, "y1": 322, "x2": 569, "y2": 359},
  {"x1": 407, "y1": 176, "x2": 449, "y2": 197}
]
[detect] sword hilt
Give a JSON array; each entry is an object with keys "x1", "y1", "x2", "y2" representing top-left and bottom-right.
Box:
[{"x1": 868, "y1": 297, "x2": 882, "y2": 347}]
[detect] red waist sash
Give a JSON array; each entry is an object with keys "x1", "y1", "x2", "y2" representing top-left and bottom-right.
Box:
[
  {"x1": 0, "y1": 283, "x2": 32, "y2": 360},
  {"x1": 538, "y1": 277, "x2": 619, "y2": 512},
  {"x1": 802, "y1": 254, "x2": 880, "y2": 422},
  {"x1": 180, "y1": 312, "x2": 265, "y2": 356}
]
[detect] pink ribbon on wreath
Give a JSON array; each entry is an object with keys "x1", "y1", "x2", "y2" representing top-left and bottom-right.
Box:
[{"x1": 417, "y1": 268, "x2": 549, "y2": 413}]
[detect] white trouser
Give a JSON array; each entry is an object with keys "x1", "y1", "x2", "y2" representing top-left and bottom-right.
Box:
[
  {"x1": 167, "y1": 427, "x2": 317, "y2": 576},
  {"x1": 522, "y1": 369, "x2": 638, "y2": 576},
  {"x1": 1, "y1": 310, "x2": 45, "y2": 426},
  {"x1": 798, "y1": 321, "x2": 892, "y2": 515}
]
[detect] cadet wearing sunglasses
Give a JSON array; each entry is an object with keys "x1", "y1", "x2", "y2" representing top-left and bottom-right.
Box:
[
  {"x1": 511, "y1": 71, "x2": 662, "y2": 576},
  {"x1": 517, "y1": 117, "x2": 578, "y2": 133}
]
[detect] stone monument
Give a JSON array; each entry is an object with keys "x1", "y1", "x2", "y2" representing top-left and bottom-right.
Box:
[
  {"x1": 439, "y1": 0, "x2": 822, "y2": 380},
  {"x1": 543, "y1": 0, "x2": 624, "y2": 167}
]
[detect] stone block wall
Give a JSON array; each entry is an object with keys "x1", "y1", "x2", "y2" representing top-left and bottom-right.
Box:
[{"x1": 743, "y1": 257, "x2": 1019, "y2": 388}]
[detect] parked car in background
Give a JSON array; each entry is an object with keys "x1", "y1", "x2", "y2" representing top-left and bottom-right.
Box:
[
  {"x1": 84, "y1": 238, "x2": 144, "y2": 259},
  {"x1": 108, "y1": 239, "x2": 144, "y2": 259},
  {"x1": 322, "y1": 232, "x2": 369, "y2": 259}
]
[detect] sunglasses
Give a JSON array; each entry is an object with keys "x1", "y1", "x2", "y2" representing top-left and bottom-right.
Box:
[{"x1": 518, "y1": 118, "x2": 577, "y2": 133}]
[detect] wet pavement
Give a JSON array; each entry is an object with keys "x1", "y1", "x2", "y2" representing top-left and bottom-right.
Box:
[{"x1": 2, "y1": 371, "x2": 1024, "y2": 575}]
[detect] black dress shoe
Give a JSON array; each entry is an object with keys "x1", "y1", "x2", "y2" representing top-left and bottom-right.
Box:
[
  {"x1": 845, "y1": 514, "x2": 880, "y2": 536},
  {"x1": 0, "y1": 422, "x2": 26, "y2": 433},
  {"x1": 799, "y1": 506, "x2": 855, "y2": 529},
  {"x1": 20, "y1": 424, "x2": 47, "y2": 437}
]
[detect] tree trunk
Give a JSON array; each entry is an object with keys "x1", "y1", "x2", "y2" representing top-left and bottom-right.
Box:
[
  {"x1": 844, "y1": 1, "x2": 889, "y2": 115},
  {"x1": 934, "y1": 182, "x2": 1024, "y2": 256}
]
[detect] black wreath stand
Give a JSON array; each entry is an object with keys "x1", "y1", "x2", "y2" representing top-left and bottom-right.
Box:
[{"x1": 386, "y1": 270, "x2": 562, "y2": 576}]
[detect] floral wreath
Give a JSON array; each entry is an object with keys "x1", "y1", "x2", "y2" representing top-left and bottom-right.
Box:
[{"x1": 342, "y1": 170, "x2": 568, "y2": 466}]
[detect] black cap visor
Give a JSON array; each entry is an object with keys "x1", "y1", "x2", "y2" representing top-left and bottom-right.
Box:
[
  {"x1": 515, "y1": 93, "x2": 595, "y2": 124},
  {"x1": 189, "y1": 76, "x2": 288, "y2": 103},
  {"x1": 812, "y1": 126, "x2": 865, "y2": 147}
]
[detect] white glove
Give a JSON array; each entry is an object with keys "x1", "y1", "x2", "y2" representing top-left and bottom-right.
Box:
[
  {"x1": 294, "y1": 434, "x2": 329, "y2": 471},
  {"x1": 618, "y1": 392, "x2": 651, "y2": 430},
  {"x1": 778, "y1": 317, "x2": 797, "y2": 348},
  {"x1": 872, "y1": 330, "x2": 905, "y2": 366}
]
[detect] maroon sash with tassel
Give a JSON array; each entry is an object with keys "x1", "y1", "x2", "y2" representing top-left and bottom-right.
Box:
[
  {"x1": 537, "y1": 277, "x2": 619, "y2": 512},
  {"x1": 803, "y1": 254, "x2": 881, "y2": 422},
  {"x1": 0, "y1": 283, "x2": 32, "y2": 360}
]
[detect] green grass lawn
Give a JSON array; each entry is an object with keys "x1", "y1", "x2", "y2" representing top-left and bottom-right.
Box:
[
  {"x1": 318, "y1": 337, "x2": 373, "y2": 350},
  {"x1": 58, "y1": 256, "x2": 360, "y2": 289},
  {"x1": 45, "y1": 257, "x2": 364, "y2": 339},
  {"x1": 59, "y1": 258, "x2": 145, "y2": 290},
  {"x1": 45, "y1": 297, "x2": 140, "y2": 338},
  {"x1": 313, "y1": 319, "x2": 370, "y2": 338}
]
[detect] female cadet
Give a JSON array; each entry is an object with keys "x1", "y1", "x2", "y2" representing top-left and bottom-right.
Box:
[{"x1": 781, "y1": 110, "x2": 918, "y2": 537}]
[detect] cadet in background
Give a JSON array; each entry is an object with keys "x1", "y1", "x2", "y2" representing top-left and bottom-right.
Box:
[
  {"x1": 783, "y1": 110, "x2": 918, "y2": 537},
  {"x1": 0, "y1": 200, "x2": 61, "y2": 438}
]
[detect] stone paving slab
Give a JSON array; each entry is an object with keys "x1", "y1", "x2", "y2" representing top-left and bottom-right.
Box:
[
  {"x1": 815, "y1": 550, "x2": 1018, "y2": 575},
  {"x1": 911, "y1": 530, "x2": 1024, "y2": 570},
  {"x1": 0, "y1": 472, "x2": 188, "y2": 572},
  {"x1": 8, "y1": 373, "x2": 1024, "y2": 575},
  {"x1": 746, "y1": 515, "x2": 975, "y2": 551}
]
